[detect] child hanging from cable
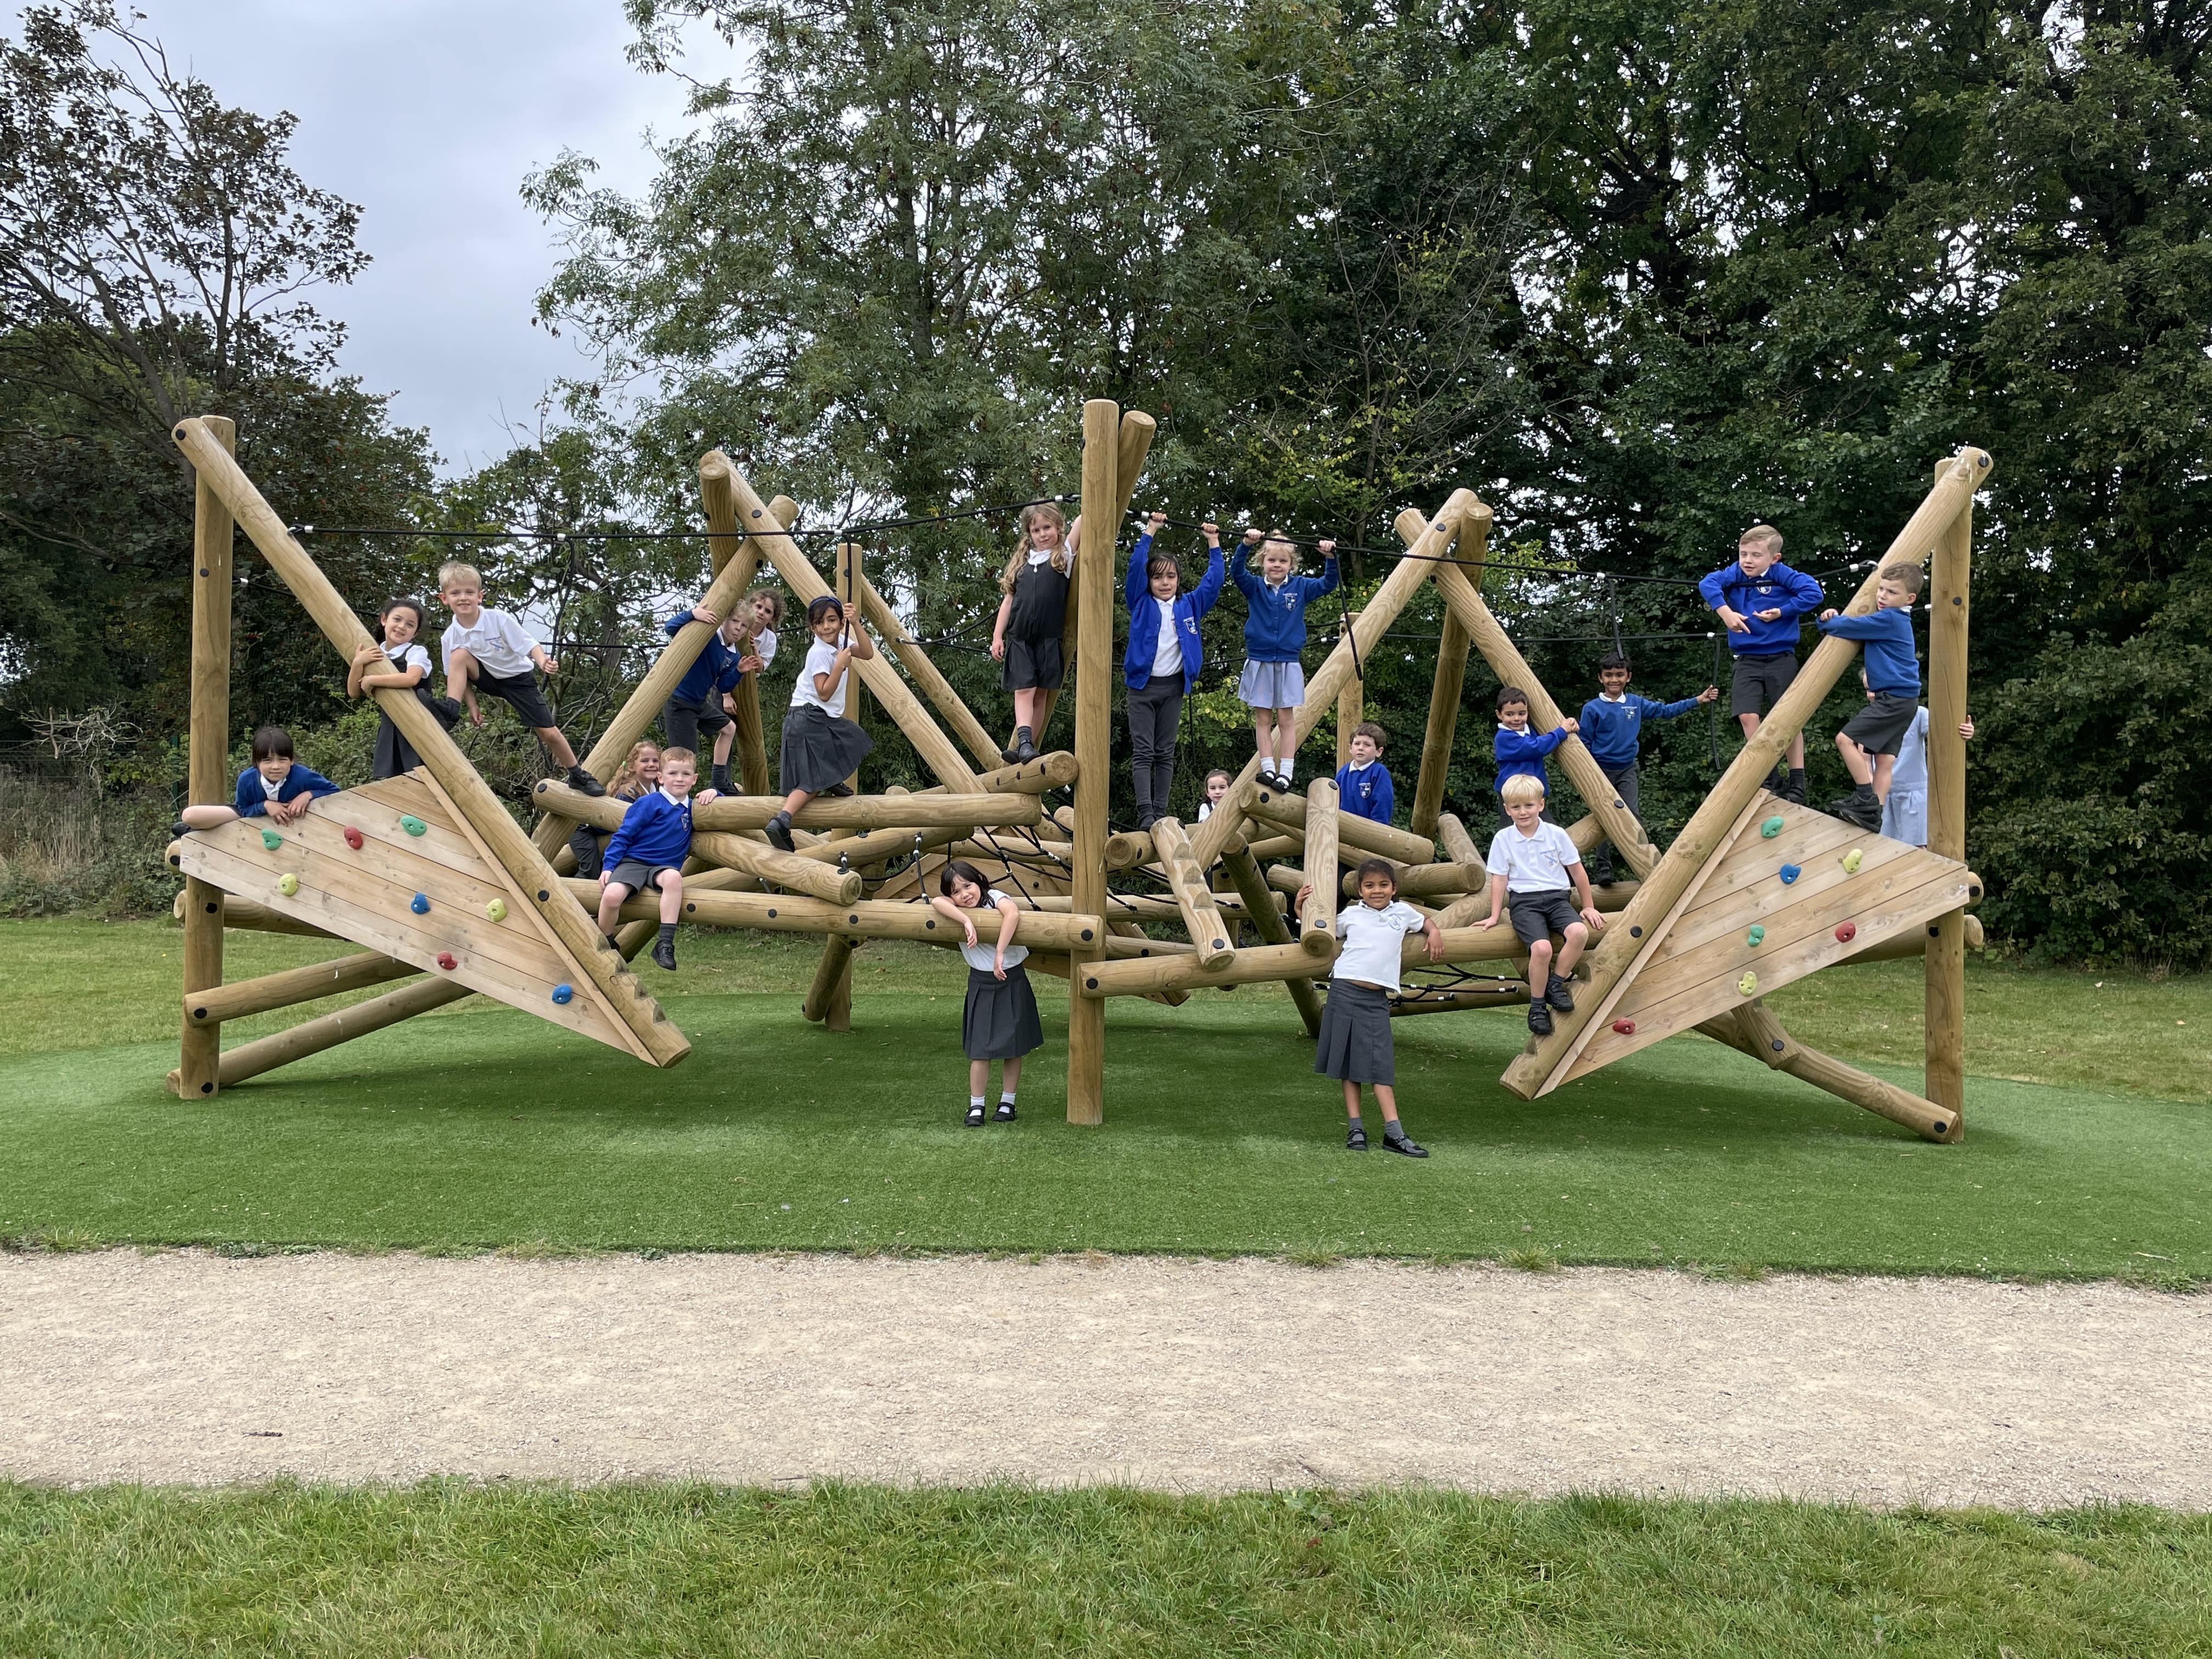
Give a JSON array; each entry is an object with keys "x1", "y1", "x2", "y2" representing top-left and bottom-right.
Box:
[
  {"x1": 346, "y1": 596, "x2": 462, "y2": 780},
  {"x1": 929, "y1": 859, "x2": 1044, "y2": 1127},
  {"x1": 1122, "y1": 511, "x2": 1226, "y2": 829},
  {"x1": 173, "y1": 725, "x2": 340, "y2": 834},
  {"x1": 1231, "y1": 528, "x2": 1338, "y2": 791},
  {"x1": 762, "y1": 595, "x2": 876, "y2": 852},
  {"x1": 1296, "y1": 856, "x2": 1443, "y2": 1156},
  {"x1": 990, "y1": 501, "x2": 1081, "y2": 765}
]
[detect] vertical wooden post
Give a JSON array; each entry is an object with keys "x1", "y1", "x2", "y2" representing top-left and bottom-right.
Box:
[
  {"x1": 175, "y1": 414, "x2": 236, "y2": 1099},
  {"x1": 1925, "y1": 458, "x2": 1975, "y2": 1138},
  {"x1": 1409, "y1": 509, "x2": 1488, "y2": 840},
  {"x1": 837, "y1": 541, "x2": 868, "y2": 792},
  {"x1": 1065, "y1": 399, "x2": 1120, "y2": 1124},
  {"x1": 1334, "y1": 612, "x2": 1362, "y2": 770},
  {"x1": 1027, "y1": 411, "x2": 1157, "y2": 749}
]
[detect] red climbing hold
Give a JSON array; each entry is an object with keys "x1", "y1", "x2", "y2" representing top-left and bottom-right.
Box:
[
  {"x1": 342, "y1": 825, "x2": 364, "y2": 850},
  {"x1": 1612, "y1": 1018, "x2": 1636, "y2": 1035},
  {"x1": 1833, "y1": 921, "x2": 1858, "y2": 944},
  {"x1": 436, "y1": 952, "x2": 457, "y2": 970}
]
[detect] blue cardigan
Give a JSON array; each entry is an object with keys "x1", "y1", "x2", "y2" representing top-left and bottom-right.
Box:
[
  {"x1": 1122, "y1": 535, "x2": 1225, "y2": 692},
  {"x1": 1697, "y1": 561, "x2": 1825, "y2": 657},
  {"x1": 1577, "y1": 692, "x2": 1705, "y2": 770},
  {"x1": 1336, "y1": 760, "x2": 1395, "y2": 825},
  {"x1": 662, "y1": 611, "x2": 743, "y2": 706},
  {"x1": 1818, "y1": 606, "x2": 1920, "y2": 696},
  {"x1": 1230, "y1": 547, "x2": 1339, "y2": 662},
  {"x1": 603, "y1": 789, "x2": 698, "y2": 870},
  {"x1": 1493, "y1": 724, "x2": 1569, "y2": 797},
  {"x1": 234, "y1": 764, "x2": 340, "y2": 817}
]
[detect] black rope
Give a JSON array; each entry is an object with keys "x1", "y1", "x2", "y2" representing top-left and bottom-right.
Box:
[{"x1": 1708, "y1": 633, "x2": 1726, "y2": 772}]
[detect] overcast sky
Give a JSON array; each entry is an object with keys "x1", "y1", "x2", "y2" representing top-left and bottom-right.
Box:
[{"x1": 140, "y1": 0, "x2": 704, "y2": 475}]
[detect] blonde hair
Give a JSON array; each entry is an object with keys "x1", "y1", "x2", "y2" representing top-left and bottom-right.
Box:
[
  {"x1": 998, "y1": 501, "x2": 1069, "y2": 595},
  {"x1": 659, "y1": 747, "x2": 699, "y2": 771},
  {"x1": 436, "y1": 561, "x2": 483, "y2": 592},
  {"x1": 1878, "y1": 561, "x2": 1925, "y2": 592},
  {"x1": 1739, "y1": 524, "x2": 1783, "y2": 555},
  {"x1": 608, "y1": 741, "x2": 661, "y2": 798},
  {"x1": 1501, "y1": 773, "x2": 1549, "y2": 805}
]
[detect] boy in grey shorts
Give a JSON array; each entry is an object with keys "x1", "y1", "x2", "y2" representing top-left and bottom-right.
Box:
[{"x1": 1478, "y1": 773, "x2": 1609, "y2": 1036}]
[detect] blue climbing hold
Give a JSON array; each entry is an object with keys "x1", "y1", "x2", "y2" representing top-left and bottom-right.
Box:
[
  {"x1": 410, "y1": 892, "x2": 431, "y2": 915},
  {"x1": 1779, "y1": 862, "x2": 1802, "y2": 884},
  {"x1": 551, "y1": 983, "x2": 574, "y2": 1005}
]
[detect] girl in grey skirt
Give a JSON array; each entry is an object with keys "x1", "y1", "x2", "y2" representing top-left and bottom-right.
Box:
[
  {"x1": 929, "y1": 860, "x2": 1044, "y2": 1126},
  {"x1": 763, "y1": 596, "x2": 877, "y2": 851},
  {"x1": 1297, "y1": 857, "x2": 1443, "y2": 1156}
]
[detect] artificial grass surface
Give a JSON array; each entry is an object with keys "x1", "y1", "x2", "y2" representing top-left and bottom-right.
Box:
[
  {"x1": 5, "y1": 1481, "x2": 2210, "y2": 1657},
  {"x1": 4, "y1": 922, "x2": 2207, "y2": 1277}
]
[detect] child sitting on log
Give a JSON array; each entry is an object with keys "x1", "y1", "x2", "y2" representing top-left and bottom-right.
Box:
[
  {"x1": 435, "y1": 561, "x2": 604, "y2": 798},
  {"x1": 346, "y1": 596, "x2": 462, "y2": 780},
  {"x1": 1296, "y1": 856, "x2": 1443, "y2": 1156},
  {"x1": 1231, "y1": 528, "x2": 1338, "y2": 791},
  {"x1": 930, "y1": 859, "x2": 1043, "y2": 1127},
  {"x1": 1492, "y1": 685, "x2": 1577, "y2": 825},
  {"x1": 1122, "y1": 511, "x2": 1226, "y2": 829},
  {"x1": 1699, "y1": 523, "x2": 1824, "y2": 804},
  {"x1": 1818, "y1": 562, "x2": 1928, "y2": 832},
  {"x1": 568, "y1": 740, "x2": 661, "y2": 879},
  {"x1": 1479, "y1": 773, "x2": 1606, "y2": 1037},
  {"x1": 1576, "y1": 649, "x2": 1717, "y2": 883},
  {"x1": 174, "y1": 725, "x2": 341, "y2": 833},
  {"x1": 763, "y1": 596, "x2": 876, "y2": 853},
  {"x1": 1335, "y1": 720, "x2": 1395, "y2": 826},
  {"x1": 595, "y1": 745, "x2": 719, "y2": 970},
  {"x1": 990, "y1": 501, "x2": 1081, "y2": 765}
]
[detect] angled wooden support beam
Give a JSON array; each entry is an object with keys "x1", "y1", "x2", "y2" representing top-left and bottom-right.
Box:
[
  {"x1": 184, "y1": 951, "x2": 419, "y2": 1027},
  {"x1": 1500, "y1": 448, "x2": 1992, "y2": 1101},
  {"x1": 1334, "y1": 610, "x2": 1363, "y2": 768},
  {"x1": 177, "y1": 414, "x2": 236, "y2": 1098},
  {"x1": 1150, "y1": 816, "x2": 1235, "y2": 970},
  {"x1": 803, "y1": 935, "x2": 856, "y2": 1029},
  {"x1": 1249, "y1": 783, "x2": 1438, "y2": 865},
  {"x1": 1698, "y1": 1001, "x2": 1957, "y2": 1142},
  {"x1": 1409, "y1": 510, "x2": 1489, "y2": 839},
  {"x1": 191, "y1": 977, "x2": 477, "y2": 1091},
  {"x1": 852, "y1": 571, "x2": 1003, "y2": 772},
  {"x1": 689, "y1": 831, "x2": 865, "y2": 905},
  {"x1": 171, "y1": 416, "x2": 689, "y2": 1069},
  {"x1": 1220, "y1": 843, "x2": 1324, "y2": 1036}
]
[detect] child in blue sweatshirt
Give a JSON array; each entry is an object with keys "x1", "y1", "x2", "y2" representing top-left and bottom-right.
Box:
[
  {"x1": 1335, "y1": 721, "x2": 1395, "y2": 825},
  {"x1": 1124, "y1": 511, "x2": 1227, "y2": 829},
  {"x1": 1493, "y1": 686, "x2": 1577, "y2": 823},
  {"x1": 1231, "y1": 529, "x2": 1338, "y2": 791},
  {"x1": 661, "y1": 589, "x2": 782, "y2": 795},
  {"x1": 1817, "y1": 563, "x2": 1923, "y2": 832},
  {"x1": 1698, "y1": 525, "x2": 1824, "y2": 803},
  {"x1": 596, "y1": 745, "x2": 718, "y2": 969},
  {"x1": 1577, "y1": 650, "x2": 1717, "y2": 882},
  {"x1": 174, "y1": 725, "x2": 340, "y2": 833}
]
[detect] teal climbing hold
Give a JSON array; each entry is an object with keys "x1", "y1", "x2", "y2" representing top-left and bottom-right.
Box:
[
  {"x1": 399, "y1": 815, "x2": 427, "y2": 837},
  {"x1": 259, "y1": 827, "x2": 283, "y2": 850},
  {"x1": 1759, "y1": 815, "x2": 1785, "y2": 838},
  {"x1": 1746, "y1": 924, "x2": 1765, "y2": 947}
]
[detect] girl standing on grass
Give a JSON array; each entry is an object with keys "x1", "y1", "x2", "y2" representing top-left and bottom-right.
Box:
[
  {"x1": 762, "y1": 596, "x2": 876, "y2": 852},
  {"x1": 568, "y1": 741, "x2": 661, "y2": 879},
  {"x1": 929, "y1": 859, "x2": 1042, "y2": 1127},
  {"x1": 1296, "y1": 856, "x2": 1442, "y2": 1156},
  {"x1": 990, "y1": 502, "x2": 1081, "y2": 764},
  {"x1": 346, "y1": 597, "x2": 462, "y2": 778},
  {"x1": 1231, "y1": 529, "x2": 1337, "y2": 791}
]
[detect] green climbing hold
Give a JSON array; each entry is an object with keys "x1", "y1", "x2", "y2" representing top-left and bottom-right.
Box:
[
  {"x1": 1841, "y1": 847, "x2": 1864, "y2": 874},
  {"x1": 486, "y1": 898, "x2": 507, "y2": 922},
  {"x1": 399, "y1": 815, "x2": 427, "y2": 837},
  {"x1": 259, "y1": 827, "x2": 283, "y2": 850},
  {"x1": 1759, "y1": 815, "x2": 1785, "y2": 838},
  {"x1": 1746, "y1": 924, "x2": 1765, "y2": 947}
]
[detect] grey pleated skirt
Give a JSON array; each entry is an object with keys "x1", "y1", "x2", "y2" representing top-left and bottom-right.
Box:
[
  {"x1": 1239, "y1": 658, "x2": 1306, "y2": 709},
  {"x1": 779, "y1": 703, "x2": 874, "y2": 793},
  {"x1": 963, "y1": 963, "x2": 1044, "y2": 1060},
  {"x1": 1312, "y1": 979, "x2": 1396, "y2": 1084}
]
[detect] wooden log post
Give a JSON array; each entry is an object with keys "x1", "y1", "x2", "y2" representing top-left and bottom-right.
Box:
[
  {"x1": 1925, "y1": 456, "x2": 1976, "y2": 1139},
  {"x1": 700, "y1": 464, "x2": 797, "y2": 798},
  {"x1": 1150, "y1": 816, "x2": 1235, "y2": 970},
  {"x1": 1334, "y1": 610, "x2": 1362, "y2": 768},
  {"x1": 1221, "y1": 843, "x2": 1324, "y2": 1036},
  {"x1": 1500, "y1": 449, "x2": 1991, "y2": 1101},
  {"x1": 1299, "y1": 778, "x2": 1341, "y2": 955},
  {"x1": 804, "y1": 934, "x2": 856, "y2": 1030},
  {"x1": 1409, "y1": 510, "x2": 1488, "y2": 839},
  {"x1": 1066, "y1": 400, "x2": 1122, "y2": 1125},
  {"x1": 836, "y1": 541, "x2": 868, "y2": 793},
  {"x1": 184, "y1": 951, "x2": 419, "y2": 1026},
  {"x1": 1029, "y1": 410, "x2": 1158, "y2": 748},
  {"x1": 176, "y1": 414, "x2": 236, "y2": 1098},
  {"x1": 171, "y1": 416, "x2": 689, "y2": 1069}
]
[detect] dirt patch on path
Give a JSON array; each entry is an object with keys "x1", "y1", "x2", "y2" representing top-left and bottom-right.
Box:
[{"x1": 4, "y1": 1252, "x2": 2206, "y2": 1508}]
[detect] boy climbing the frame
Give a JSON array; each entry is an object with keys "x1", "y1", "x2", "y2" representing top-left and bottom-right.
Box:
[
  {"x1": 437, "y1": 561, "x2": 604, "y2": 797},
  {"x1": 1577, "y1": 650, "x2": 1717, "y2": 884},
  {"x1": 1817, "y1": 562, "x2": 1927, "y2": 832},
  {"x1": 1699, "y1": 524, "x2": 1823, "y2": 804},
  {"x1": 1479, "y1": 773, "x2": 1606, "y2": 1036}
]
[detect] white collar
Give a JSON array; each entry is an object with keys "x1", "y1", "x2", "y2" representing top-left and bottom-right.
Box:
[
  {"x1": 1600, "y1": 692, "x2": 1627, "y2": 703},
  {"x1": 658, "y1": 786, "x2": 689, "y2": 807},
  {"x1": 1344, "y1": 758, "x2": 1375, "y2": 772},
  {"x1": 1498, "y1": 723, "x2": 1528, "y2": 734},
  {"x1": 1027, "y1": 546, "x2": 1056, "y2": 565}
]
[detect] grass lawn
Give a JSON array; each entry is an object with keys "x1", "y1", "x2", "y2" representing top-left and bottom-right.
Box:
[
  {"x1": 4, "y1": 1481, "x2": 2209, "y2": 1657},
  {"x1": 3, "y1": 919, "x2": 2207, "y2": 1279}
]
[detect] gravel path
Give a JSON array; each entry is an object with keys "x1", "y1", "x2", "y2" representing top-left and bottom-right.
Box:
[{"x1": 4, "y1": 1252, "x2": 2207, "y2": 1509}]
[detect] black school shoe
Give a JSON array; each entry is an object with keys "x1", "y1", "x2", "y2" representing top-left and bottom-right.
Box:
[
  {"x1": 820, "y1": 782, "x2": 855, "y2": 797},
  {"x1": 651, "y1": 937, "x2": 677, "y2": 971},
  {"x1": 566, "y1": 764, "x2": 607, "y2": 798},
  {"x1": 1346, "y1": 1122, "x2": 1368, "y2": 1151},
  {"x1": 1382, "y1": 1125, "x2": 1429, "y2": 1159},
  {"x1": 1828, "y1": 792, "x2": 1883, "y2": 832},
  {"x1": 994, "y1": 1101, "x2": 1017, "y2": 1122},
  {"x1": 1776, "y1": 773, "x2": 1807, "y2": 805},
  {"x1": 763, "y1": 812, "x2": 795, "y2": 852},
  {"x1": 1547, "y1": 973, "x2": 1576, "y2": 1012},
  {"x1": 964, "y1": 1103, "x2": 987, "y2": 1127},
  {"x1": 1527, "y1": 1001, "x2": 1555, "y2": 1036},
  {"x1": 170, "y1": 819, "x2": 192, "y2": 839}
]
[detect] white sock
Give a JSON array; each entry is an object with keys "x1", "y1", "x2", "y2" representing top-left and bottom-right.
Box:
[
  {"x1": 969, "y1": 1095, "x2": 985, "y2": 1109},
  {"x1": 1278, "y1": 754, "x2": 1295, "y2": 783},
  {"x1": 1000, "y1": 1091, "x2": 1017, "y2": 1104}
]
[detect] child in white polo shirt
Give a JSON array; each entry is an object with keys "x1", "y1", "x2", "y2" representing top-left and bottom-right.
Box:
[
  {"x1": 436, "y1": 561, "x2": 603, "y2": 797},
  {"x1": 1480, "y1": 772, "x2": 1606, "y2": 1036},
  {"x1": 1296, "y1": 856, "x2": 1443, "y2": 1156}
]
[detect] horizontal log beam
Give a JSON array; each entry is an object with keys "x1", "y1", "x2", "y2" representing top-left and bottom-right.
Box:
[
  {"x1": 184, "y1": 951, "x2": 419, "y2": 1026},
  {"x1": 575, "y1": 880, "x2": 1103, "y2": 950},
  {"x1": 173, "y1": 890, "x2": 340, "y2": 941},
  {"x1": 201, "y1": 977, "x2": 476, "y2": 1089},
  {"x1": 533, "y1": 779, "x2": 1044, "y2": 832},
  {"x1": 1250, "y1": 784, "x2": 1438, "y2": 865},
  {"x1": 689, "y1": 829, "x2": 865, "y2": 904}
]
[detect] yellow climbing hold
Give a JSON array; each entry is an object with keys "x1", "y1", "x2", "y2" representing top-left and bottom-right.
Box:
[
  {"x1": 277, "y1": 872, "x2": 300, "y2": 897},
  {"x1": 486, "y1": 898, "x2": 508, "y2": 922},
  {"x1": 1842, "y1": 847, "x2": 1864, "y2": 874},
  {"x1": 1737, "y1": 971, "x2": 1758, "y2": 997}
]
